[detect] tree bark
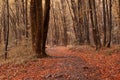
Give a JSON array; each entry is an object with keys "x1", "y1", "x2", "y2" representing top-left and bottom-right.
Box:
[
  {"x1": 30, "y1": 0, "x2": 50, "y2": 58},
  {"x1": 88, "y1": 0, "x2": 101, "y2": 50},
  {"x1": 103, "y1": 0, "x2": 107, "y2": 46},
  {"x1": 4, "y1": 0, "x2": 10, "y2": 59},
  {"x1": 107, "y1": 0, "x2": 112, "y2": 48}
]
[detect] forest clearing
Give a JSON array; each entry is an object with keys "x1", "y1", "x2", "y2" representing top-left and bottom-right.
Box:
[{"x1": 0, "y1": 0, "x2": 120, "y2": 80}]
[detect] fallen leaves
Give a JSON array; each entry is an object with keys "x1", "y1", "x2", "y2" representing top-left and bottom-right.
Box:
[
  {"x1": 0, "y1": 46, "x2": 120, "y2": 80},
  {"x1": 70, "y1": 45, "x2": 120, "y2": 80}
]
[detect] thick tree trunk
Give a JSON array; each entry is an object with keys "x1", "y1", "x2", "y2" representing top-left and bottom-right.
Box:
[
  {"x1": 30, "y1": 0, "x2": 50, "y2": 58},
  {"x1": 30, "y1": 0, "x2": 37, "y2": 51},
  {"x1": 42, "y1": 0, "x2": 50, "y2": 55},
  {"x1": 34, "y1": 0, "x2": 44, "y2": 57}
]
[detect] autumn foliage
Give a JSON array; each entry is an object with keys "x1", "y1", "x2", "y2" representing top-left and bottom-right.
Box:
[{"x1": 0, "y1": 46, "x2": 120, "y2": 80}]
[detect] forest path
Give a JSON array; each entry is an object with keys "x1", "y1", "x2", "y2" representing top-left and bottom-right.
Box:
[
  {"x1": 0, "y1": 46, "x2": 99, "y2": 80},
  {"x1": 0, "y1": 46, "x2": 120, "y2": 80}
]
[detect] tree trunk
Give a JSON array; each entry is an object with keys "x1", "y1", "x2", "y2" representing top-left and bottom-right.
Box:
[
  {"x1": 42, "y1": 0, "x2": 50, "y2": 54},
  {"x1": 103, "y1": 0, "x2": 107, "y2": 46},
  {"x1": 30, "y1": 0, "x2": 37, "y2": 51},
  {"x1": 30, "y1": 0, "x2": 50, "y2": 58},
  {"x1": 88, "y1": 0, "x2": 101, "y2": 50},
  {"x1": 60, "y1": 0, "x2": 68, "y2": 46},
  {"x1": 4, "y1": 0, "x2": 10, "y2": 59},
  {"x1": 107, "y1": 0, "x2": 112, "y2": 48}
]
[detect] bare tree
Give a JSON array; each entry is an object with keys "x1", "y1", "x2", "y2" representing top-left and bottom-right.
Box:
[
  {"x1": 4, "y1": 0, "x2": 10, "y2": 59},
  {"x1": 30, "y1": 0, "x2": 50, "y2": 58},
  {"x1": 88, "y1": 0, "x2": 101, "y2": 50}
]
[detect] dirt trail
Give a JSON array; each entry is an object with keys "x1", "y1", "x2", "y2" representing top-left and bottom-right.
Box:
[{"x1": 0, "y1": 47, "x2": 100, "y2": 80}]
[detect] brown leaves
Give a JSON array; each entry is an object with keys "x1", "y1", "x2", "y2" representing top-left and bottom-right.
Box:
[{"x1": 0, "y1": 46, "x2": 120, "y2": 80}]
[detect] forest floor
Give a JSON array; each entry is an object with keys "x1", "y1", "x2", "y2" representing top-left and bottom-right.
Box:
[{"x1": 0, "y1": 45, "x2": 120, "y2": 80}]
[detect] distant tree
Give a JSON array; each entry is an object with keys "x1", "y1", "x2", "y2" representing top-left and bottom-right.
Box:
[
  {"x1": 107, "y1": 0, "x2": 112, "y2": 48},
  {"x1": 4, "y1": 0, "x2": 10, "y2": 59},
  {"x1": 51, "y1": 0, "x2": 59, "y2": 45},
  {"x1": 102, "y1": 0, "x2": 107, "y2": 46},
  {"x1": 88, "y1": 0, "x2": 101, "y2": 50},
  {"x1": 60, "y1": 0, "x2": 68, "y2": 46},
  {"x1": 70, "y1": 0, "x2": 83, "y2": 44}
]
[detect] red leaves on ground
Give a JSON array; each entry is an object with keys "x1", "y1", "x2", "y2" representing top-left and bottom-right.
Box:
[
  {"x1": 0, "y1": 46, "x2": 120, "y2": 80},
  {"x1": 69, "y1": 45, "x2": 120, "y2": 80}
]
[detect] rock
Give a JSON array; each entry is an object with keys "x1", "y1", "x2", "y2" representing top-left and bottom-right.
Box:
[
  {"x1": 83, "y1": 66, "x2": 89, "y2": 70},
  {"x1": 54, "y1": 73, "x2": 63, "y2": 78},
  {"x1": 45, "y1": 74, "x2": 52, "y2": 78}
]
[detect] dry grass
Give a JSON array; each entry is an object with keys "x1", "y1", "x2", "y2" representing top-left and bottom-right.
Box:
[
  {"x1": 0, "y1": 40, "x2": 36, "y2": 65},
  {"x1": 68, "y1": 45, "x2": 120, "y2": 55},
  {"x1": 0, "y1": 42, "x2": 119, "y2": 65}
]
